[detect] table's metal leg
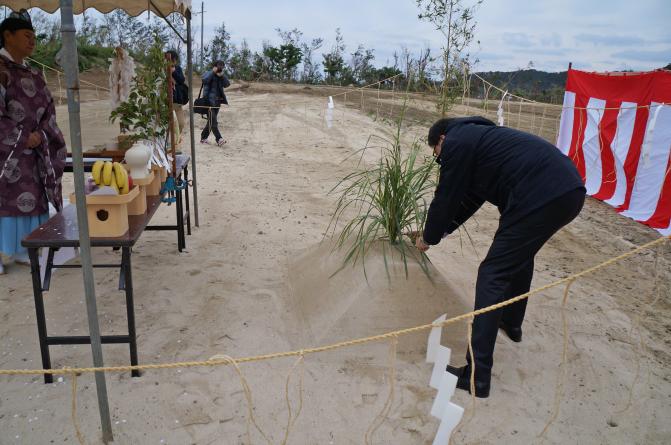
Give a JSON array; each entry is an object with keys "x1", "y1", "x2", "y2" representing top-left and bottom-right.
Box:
[
  {"x1": 28, "y1": 248, "x2": 53, "y2": 384},
  {"x1": 175, "y1": 186, "x2": 185, "y2": 252},
  {"x1": 184, "y1": 166, "x2": 191, "y2": 236},
  {"x1": 121, "y1": 247, "x2": 140, "y2": 377}
]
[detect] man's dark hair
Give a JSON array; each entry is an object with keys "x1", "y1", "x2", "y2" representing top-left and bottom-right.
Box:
[
  {"x1": 212, "y1": 60, "x2": 224, "y2": 68},
  {"x1": 166, "y1": 49, "x2": 179, "y2": 63},
  {"x1": 427, "y1": 118, "x2": 456, "y2": 147}
]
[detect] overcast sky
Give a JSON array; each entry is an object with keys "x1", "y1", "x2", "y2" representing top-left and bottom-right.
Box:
[{"x1": 196, "y1": 0, "x2": 670, "y2": 72}]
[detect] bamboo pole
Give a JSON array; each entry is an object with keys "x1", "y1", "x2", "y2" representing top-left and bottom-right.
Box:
[{"x1": 166, "y1": 54, "x2": 177, "y2": 177}]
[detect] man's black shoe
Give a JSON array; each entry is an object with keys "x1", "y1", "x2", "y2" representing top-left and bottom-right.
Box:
[
  {"x1": 498, "y1": 320, "x2": 522, "y2": 342},
  {"x1": 446, "y1": 365, "x2": 490, "y2": 398}
]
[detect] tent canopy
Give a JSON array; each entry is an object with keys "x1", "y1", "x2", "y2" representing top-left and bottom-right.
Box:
[{"x1": 1, "y1": 0, "x2": 191, "y2": 16}]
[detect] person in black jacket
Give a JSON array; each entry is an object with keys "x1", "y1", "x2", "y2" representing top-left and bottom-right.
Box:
[
  {"x1": 166, "y1": 50, "x2": 188, "y2": 142},
  {"x1": 416, "y1": 116, "x2": 585, "y2": 398},
  {"x1": 200, "y1": 60, "x2": 230, "y2": 147}
]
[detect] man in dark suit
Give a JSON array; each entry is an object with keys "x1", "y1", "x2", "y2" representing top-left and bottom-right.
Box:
[{"x1": 416, "y1": 117, "x2": 586, "y2": 398}]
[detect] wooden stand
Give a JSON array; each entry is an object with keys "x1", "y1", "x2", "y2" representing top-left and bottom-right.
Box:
[
  {"x1": 147, "y1": 166, "x2": 163, "y2": 196},
  {"x1": 161, "y1": 167, "x2": 168, "y2": 183},
  {"x1": 127, "y1": 172, "x2": 154, "y2": 215},
  {"x1": 70, "y1": 186, "x2": 139, "y2": 237}
]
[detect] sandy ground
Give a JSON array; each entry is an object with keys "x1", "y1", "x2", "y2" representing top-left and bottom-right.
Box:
[{"x1": 1, "y1": 82, "x2": 670, "y2": 444}]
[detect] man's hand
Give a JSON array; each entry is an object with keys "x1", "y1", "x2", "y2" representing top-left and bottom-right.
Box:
[
  {"x1": 415, "y1": 235, "x2": 430, "y2": 252},
  {"x1": 27, "y1": 132, "x2": 42, "y2": 149}
]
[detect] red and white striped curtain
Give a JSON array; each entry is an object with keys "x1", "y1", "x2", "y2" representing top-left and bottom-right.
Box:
[{"x1": 557, "y1": 69, "x2": 671, "y2": 235}]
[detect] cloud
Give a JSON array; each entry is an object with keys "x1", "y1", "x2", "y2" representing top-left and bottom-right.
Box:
[
  {"x1": 525, "y1": 47, "x2": 569, "y2": 57},
  {"x1": 540, "y1": 33, "x2": 562, "y2": 47},
  {"x1": 475, "y1": 51, "x2": 510, "y2": 61},
  {"x1": 502, "y1": 33, "x2": 535, "y2": 48},
  {"x1": 611, "y1": 49, "x2": 671, "y2": 62},
  {"x1": 575, "y1": 33, "x2": 646, "y2": 46},
  {"x1": 120, "y1": 0, "x2": 671, "y2": 75}
]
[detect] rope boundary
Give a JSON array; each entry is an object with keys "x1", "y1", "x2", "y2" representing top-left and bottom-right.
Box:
[{"x1": 0, "y1": 236, "x2": 667, "y2": 378}]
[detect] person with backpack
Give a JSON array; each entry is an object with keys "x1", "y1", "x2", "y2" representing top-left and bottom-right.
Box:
[
  {"x1": 166, "y1": 50, "x2": 188, "y2": 143},
  {"x1": 199, "y1": 60, "x2": 230, "y2": 147}
]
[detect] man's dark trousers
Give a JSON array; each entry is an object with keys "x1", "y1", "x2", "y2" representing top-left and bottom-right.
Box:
[
  {"x1": 201, "y1": 107, "x2": 222, "y2": 141},
  {"x1": 467, "y1": 187, "x2": 586, "y2": 382}
]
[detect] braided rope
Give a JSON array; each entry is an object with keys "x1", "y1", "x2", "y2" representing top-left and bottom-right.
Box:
[
  {"x1": 540, "y1": 279, "x2": 576, "y2": 438},
  {"x1": 0, "y1": 236, "x2": 666, "y2": 378},
  {"x1": 27, "y1": 57, "x2": 112, "y2": 92}
]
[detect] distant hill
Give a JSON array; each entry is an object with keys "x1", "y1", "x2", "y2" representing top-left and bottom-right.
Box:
[
  {"x1": 474, "y1": 69, "x2": 567, "y2": 103},
  {"x1": 476, "y1": 65, "x2": 671, "y2": 103}
]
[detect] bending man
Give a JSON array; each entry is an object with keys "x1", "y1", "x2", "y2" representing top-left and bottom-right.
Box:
[{"x1": 416, "y1": 117, "x2": 585, "y2": 398}]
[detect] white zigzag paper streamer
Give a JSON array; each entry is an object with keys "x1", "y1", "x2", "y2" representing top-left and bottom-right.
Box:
[{"x1": 426, "y1": 314, "x2": 464, "y2": 444}]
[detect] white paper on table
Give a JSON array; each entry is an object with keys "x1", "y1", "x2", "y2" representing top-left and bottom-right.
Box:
[
  {"x1": 151, "y1": 143, "x2": 171, "y2": 171},
  {"x1": 430, "y1": 371, "x2": 458, "y2": 418},
  {"x1": 40, "y1": 204, "x2": 78, "y2": 282},
  {"x1": 432, "y1": 402, "x2": 464, "y2": 445},
  {"x1": 90, "y1": 186, "x2": 117, "y2": 196},
  {"x1": 164, "y1": 151, "x2": 174, "y2": 171},
  {"x1": 156, "y1": 146, "x2": 166, "y2": 167},
  {"x1": 430, "y1": 345, "x2": 451, "y2": 389},
  {"x1": 427, "y1": 313, "x2": 447, "y2": 363}
]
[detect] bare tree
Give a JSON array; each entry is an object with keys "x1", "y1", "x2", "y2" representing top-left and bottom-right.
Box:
[
  {"x1": 276, "y1": 28, "x2": 303, "y2": 46},
  {"x1": 301, "y1": 37, "x2": 324, "y2": 84},
  {"x1": 417, "y1": 0, "x2": 483, "y2": 115},
  {"x1": 322, "y1": 28, "x2": 346, "y2": 84},
  {"x1": 416, "y1": 45, "x2": 434, "y2": 89}
]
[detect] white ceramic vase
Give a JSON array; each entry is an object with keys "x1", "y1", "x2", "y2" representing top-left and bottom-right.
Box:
[{"x1": 124, "y1": 141, "x2": 151, "y2": 179}]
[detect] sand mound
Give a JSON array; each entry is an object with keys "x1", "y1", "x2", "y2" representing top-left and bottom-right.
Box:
[{"x1": 287, "y1": 239, "x2": 471, "y2": 351}]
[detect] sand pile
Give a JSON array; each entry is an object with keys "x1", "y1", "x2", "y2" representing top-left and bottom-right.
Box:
[{"x1": 287, "y1": 240, "x2": 470, "y2": 350}]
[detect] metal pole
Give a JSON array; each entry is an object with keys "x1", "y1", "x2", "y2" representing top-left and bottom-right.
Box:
[
  {"x1": 200, "y1": 2, "x2": 204, "y2": 68},
  {"x1": 58, "y1": 1, "x2": 114, "y2": 442},
  {"x1": 186, "y1": 14, "x2": 200, "y2": 226}
]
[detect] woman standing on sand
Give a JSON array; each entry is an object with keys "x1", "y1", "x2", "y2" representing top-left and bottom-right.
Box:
[
  {"x1": 166, "y1": 49, "x2": 188, "y2": 142},
  {"x1": 0, "y1": 11, "x2": 66, "y2": 274}
]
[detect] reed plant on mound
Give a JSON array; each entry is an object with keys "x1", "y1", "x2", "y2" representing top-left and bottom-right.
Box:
[{"x1": 328, "y1": 109, "x2": 438, "y2": 278}]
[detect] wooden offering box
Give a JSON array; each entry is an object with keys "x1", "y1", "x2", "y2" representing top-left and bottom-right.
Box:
[
  {"x1": 69, "y1": 186, "x2": 139, "y2": 237},
  {"x1": 147, "y1": 166, "x2": 163, "y2": 196},
  {"x1": 151, "y1": 165, "x2": 168, "y2": 183},
  {"x1": 127, "y1": 171, "x2": 154, "y2": 215}
]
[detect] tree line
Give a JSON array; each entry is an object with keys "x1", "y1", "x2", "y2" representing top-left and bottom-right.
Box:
[
  {"x1": 207, "y1": 24, "x2": 438, "y2": 88},
  {"x1": 5, "y1": 7, "x2": 442, "y2": 90}
]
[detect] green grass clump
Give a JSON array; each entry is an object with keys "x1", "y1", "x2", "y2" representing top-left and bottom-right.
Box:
[{"x1": 328, "y1": 108, "x2": 437, "y2": 279}]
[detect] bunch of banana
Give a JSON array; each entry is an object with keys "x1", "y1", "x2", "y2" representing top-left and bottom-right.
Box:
[{"x1": 91, "y1": 161, "x2": 130, "y2": 194}]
